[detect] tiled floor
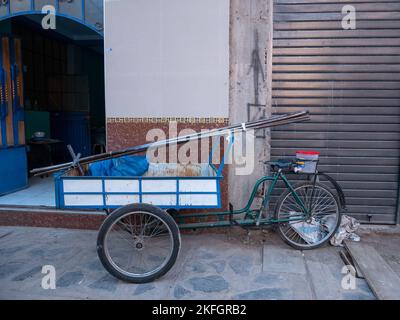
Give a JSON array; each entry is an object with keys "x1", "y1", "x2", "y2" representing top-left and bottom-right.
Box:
[
  {"x1": 0, "y1": 226, "x2": 376, "y2": 300},
  {"x1": 0, "y1": 176, "x2": 55, "y2": 207}
]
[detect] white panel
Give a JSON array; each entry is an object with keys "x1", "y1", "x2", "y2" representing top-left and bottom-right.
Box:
[
  {"x1": 142, "y1": 194, "x2": 177, "y2": 206},
  {"x1": 142, "y1": 180, "x2": 176, "y2": 192},
  {"x1": 105, "y1": 180, "x2": 139, "y2": 193},
  {"x1": 63, "y1": 180, "x2": 102, "y2": 193},
  {"x1": 179, "y1": 180, "x2": 217, "y2": 192},
  {"x1": 106, "y1": 194, "x2": 139, "y2": 206},
  {"x1": 64, "y1": 195, "x2": 104, "y2": 206},
  {"x1": 179, "y1": 194, "x2": 218, "y2": 206},
  {"x1": 104, "y1": 0, "x2": 230, "y2": 118}
]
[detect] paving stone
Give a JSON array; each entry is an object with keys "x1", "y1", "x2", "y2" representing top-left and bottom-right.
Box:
[
  {"x1": 262, "y1": 245, "x2": 306, "y2": 275},
  {"x1": 57, "y1": 271, "x2": 84, "y2": 288},
  {"x1": 253, "y1": 273, "x2": 284, "y2": 286},
  {"x1": 12, "y1": 266, "x2": 42, "y2": 282},
  {"x1": 341, "y1": 290, "x2": 376, "y2": 300},
  {"x1": 0, "y1": 226, "x2": 377, "y2": 300},
  {"x1": 0, "y1": 262, "x2": 25, "y2": 279},
  {"x1": 0, "y1": 246, "x2": 25, "y2": 256},
  {"x1": 134, "y1": 284, "x2": 155, "y2": 295},
  {"x1": 209, "y1": 260, "x2": 226, "y2": 274},
  {"x1": 190, "y1": 262, "x2": 207, "y2": 273},
  {"x1": 189, "y1": 275, "x2": 229, "y2": 293},
  {"x1": 356, "y1": 279, "x2": 373, "y2": 294},
  {"x1": 233, "y1": 288, "x2": 290, "y2": 300},
  {"x1": 228, "y1": 255, "x2": 252, "y2": 275},
  {"x1": 88, "y1": 275, "x2": 118, "y2": 292},
  {"x1": 198, "y1": 250, "x2": 217, "y2": 260},
  {"x1": 305, "y1": 260, "x2": 342, "y2": 300},
  {"x1": 0, "y1": 231, "x2": 13, "y2": 240},
  {"x1": 87, "y1": 260, "x2": 105, "y2": 272},
  {"x1": 174, "y1": 285, "x2": 191, "y2": 299}
]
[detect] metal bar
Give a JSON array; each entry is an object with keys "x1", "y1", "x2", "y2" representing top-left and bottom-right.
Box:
[
  {"x1": 281, "y1": 173, "x2": 309, "y2": 214},
  {"x1": 31, "y1": 111, "x2": 310, "y2": 176},
  {"x1": 217, "y1": 133, "x2": 234, "y2": 176},
  {"x1": 178, "y1": 215, "x2": 307, "y2": 230}
]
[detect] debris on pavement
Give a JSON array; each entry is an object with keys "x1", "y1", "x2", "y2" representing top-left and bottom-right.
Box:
[{"x1": 330, "y1": 215, "x2": 361, "y2": 247}]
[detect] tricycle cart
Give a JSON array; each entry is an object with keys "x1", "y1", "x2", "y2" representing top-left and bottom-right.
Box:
[{"x1": 34, "y1": 111, "x2": 345, "y2": 283}]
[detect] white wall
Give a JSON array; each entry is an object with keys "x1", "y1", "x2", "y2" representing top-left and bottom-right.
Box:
[{"x1": 104, "y1": 0, "x2": 230, "y2": 118}]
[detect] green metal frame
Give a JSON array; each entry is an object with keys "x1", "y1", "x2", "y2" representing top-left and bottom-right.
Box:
[{"x1": 175, "y1": 169, "x2": 310, "y2": 230}]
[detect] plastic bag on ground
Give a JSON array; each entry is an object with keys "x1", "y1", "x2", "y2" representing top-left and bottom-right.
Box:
[{"x1": 330, "y1": 215, "x2": 360, "y2": 247}]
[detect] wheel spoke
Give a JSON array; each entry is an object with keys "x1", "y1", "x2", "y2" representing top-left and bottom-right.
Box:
[
  {"x1": 277, "y1": 184, "x2": 340, "y2": 248},
  {"x1": 103, "y1": 210, "x2": 175, "y2": 279}
]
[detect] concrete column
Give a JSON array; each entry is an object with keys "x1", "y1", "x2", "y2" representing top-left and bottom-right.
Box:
[{"x1": 228, "y1": 0, "x2": 273, "y2": 209}]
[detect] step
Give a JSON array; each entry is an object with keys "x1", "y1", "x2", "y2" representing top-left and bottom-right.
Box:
[
  {"x1": 0, "y1": 205, "x2": 105, "y2": 230},
  {"x1": 344, "y1": 241, "x2": 400, "y2": 300}
]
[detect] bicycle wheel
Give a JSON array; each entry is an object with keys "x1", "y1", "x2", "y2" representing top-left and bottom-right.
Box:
[
  {"x1": 97, "y1": 203, "x2": 181, "y2": 283},
  {"x1": 275, "y1": 182, "x2": 341, "y2": 250}
]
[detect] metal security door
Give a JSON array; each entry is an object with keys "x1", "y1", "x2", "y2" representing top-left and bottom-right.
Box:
[{"x1": 271, "y1": 0, "x2": 400, "y2": 224}]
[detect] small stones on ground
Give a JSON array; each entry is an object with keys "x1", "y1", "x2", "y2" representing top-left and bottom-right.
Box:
[{"x1": 189, "y1": 275, "x2": 229, "y2": 293}]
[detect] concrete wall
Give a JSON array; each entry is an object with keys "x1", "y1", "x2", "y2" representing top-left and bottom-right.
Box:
[
  {"x1": 104, "y1": 0, "x2": 230, "y2": 118},
  {"x1": 103, "y1": 0, "x2": 273, "y2": 211},
  {"x1": 228, "y1": 0, "x2": 273, "y2": 209}
]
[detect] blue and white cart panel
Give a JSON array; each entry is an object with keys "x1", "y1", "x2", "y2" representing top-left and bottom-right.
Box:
[{"x1": 55, "y1": 163, "x2": 222, "y2": 210}]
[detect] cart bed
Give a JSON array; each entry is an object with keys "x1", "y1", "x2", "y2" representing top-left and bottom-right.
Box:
[{"x1": 55, "y1": 163, "x2": 222, "y2": 210}]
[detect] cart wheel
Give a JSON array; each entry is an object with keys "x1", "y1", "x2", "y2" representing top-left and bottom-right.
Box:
[
  {"x1": 274, "y1": 182, "x2": 341, "y2": 250},
  {"x1": 97, "y1": 203, "x2": 181, "y2": 283}
]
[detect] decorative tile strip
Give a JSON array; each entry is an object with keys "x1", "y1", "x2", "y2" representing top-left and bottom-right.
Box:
[{"x1": 107, "y1": 117, "x2": 229, "y2": 124}]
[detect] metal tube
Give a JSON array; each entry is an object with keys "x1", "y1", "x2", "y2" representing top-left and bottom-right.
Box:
[{"x1": 31, "y1": 111, "x2": 310, "y2": 176}]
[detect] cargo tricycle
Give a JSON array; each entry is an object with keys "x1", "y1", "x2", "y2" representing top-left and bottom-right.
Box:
[{"x1": 34, "y1": 111, "x2": 345, "y2": 283}]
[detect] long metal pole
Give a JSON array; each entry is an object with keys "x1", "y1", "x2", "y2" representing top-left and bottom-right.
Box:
[{"x1": 31, "y1": 111, "x2": 310, "y2": 176}]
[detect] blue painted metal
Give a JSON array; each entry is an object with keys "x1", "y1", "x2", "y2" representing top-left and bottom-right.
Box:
[
  {"x1": 0, "y1": 39, "x2": 7, "y2": 148},
  {"x1": 0, "y1": 146, "x2": 28, "y2": 195},
  {"x1": 51, "y1": 112, "x2": 91, "y2": 158},
  {"x1": 55, "y1": 174, "x2": 223, "y2": 210},
  {"x1": 9, "y1": 38, "x2": 24, "y2": 146},
  {"x1": 208, "y1": 132, "x2": 234, "y2": 176},
  {"x1": 55, "y1": 123, "x2": 236, "y2": 211},
  {"x1": 0, "y1": 0, "x2": 103, "y2": 36}
]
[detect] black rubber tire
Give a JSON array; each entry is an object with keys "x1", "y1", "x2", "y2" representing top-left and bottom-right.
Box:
[
  {"x1": 97, "y1": 203, "x2": 181, "y2": 283},
  {"x1": 274, "y1": 182, "x2": 341, "y2": 250}
]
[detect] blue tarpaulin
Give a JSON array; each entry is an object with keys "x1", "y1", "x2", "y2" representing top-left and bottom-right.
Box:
[{"x1": 88, "y1": 155, "x2": 149, "y2": 177}]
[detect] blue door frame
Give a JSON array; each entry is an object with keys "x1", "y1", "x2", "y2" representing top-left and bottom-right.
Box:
[{"x1": 0, "y1": 0, "x2": 103, "y2": 36}]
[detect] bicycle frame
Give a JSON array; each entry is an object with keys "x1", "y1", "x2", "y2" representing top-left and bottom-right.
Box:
[{"x1": 176, "y1": 169, "x2": 310, "y2": 230}]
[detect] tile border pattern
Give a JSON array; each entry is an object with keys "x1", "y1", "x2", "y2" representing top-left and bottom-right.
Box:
[{"x1": 106, "y1": 117, "x2": 230, "y2": 124}]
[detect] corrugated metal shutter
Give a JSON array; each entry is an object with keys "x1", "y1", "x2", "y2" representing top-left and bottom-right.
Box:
[{"x1": 271, "y1": 0, "x2": 400, "y2": 224}]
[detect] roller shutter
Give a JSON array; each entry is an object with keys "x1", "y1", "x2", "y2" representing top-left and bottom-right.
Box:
[{"x1": 271, "y1": 0, "x2": 400, "y2": 224}]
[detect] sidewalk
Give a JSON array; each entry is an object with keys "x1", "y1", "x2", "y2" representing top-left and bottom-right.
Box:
[{"x1": 0, "y1": 225, "x2": 375, "y2": 300}]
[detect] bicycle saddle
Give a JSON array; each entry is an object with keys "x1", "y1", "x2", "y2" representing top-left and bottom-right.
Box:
[{"x1": 266, "y1": 159, "x2": 295, "y2": 172}]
